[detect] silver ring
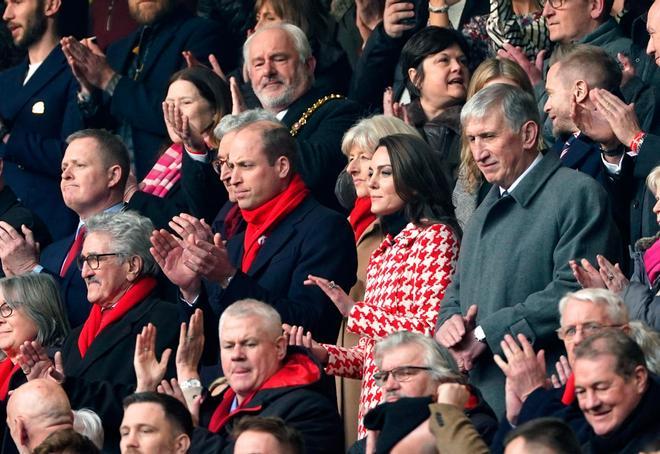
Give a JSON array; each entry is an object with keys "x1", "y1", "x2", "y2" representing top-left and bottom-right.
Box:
[
  {"x1": 607, "y1": 274, "x2": 614, "y2": 280},
  {"x1": 328, "y1": 281, "x2": 337, "y2": 290}
]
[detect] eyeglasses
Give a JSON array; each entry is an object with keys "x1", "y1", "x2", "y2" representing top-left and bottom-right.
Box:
[
  {"x1": 373, "y1": 366, "x2": 432, "y2": 386},
  {"x1": 211, "y1": 157, "x2": 228, "y2": 175},
  {"x1": 556, "y1": 323, "x2": 623, "y2": 341},
  {"x1": 0, "y1": 303, "x2": 13, "y2": 318},
  {"x1": 546, "y1": 0, "x2": 567, "y2": 8},
  {"x1": 77, "y1": 253, "x2": 122, "y2": 270}
]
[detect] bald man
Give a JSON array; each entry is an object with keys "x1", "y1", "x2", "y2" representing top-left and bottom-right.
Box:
[{"x1": 6, "y1": 379, "x2": 74, "y2": 454}]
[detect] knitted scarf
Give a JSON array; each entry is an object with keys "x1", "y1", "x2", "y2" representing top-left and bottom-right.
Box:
[
  {"x1": 349, "y1": 196, "x2": 377, "y2": 242},
  {"x1": 139, "y1": 143, "x2": 183, "y2": 197}
]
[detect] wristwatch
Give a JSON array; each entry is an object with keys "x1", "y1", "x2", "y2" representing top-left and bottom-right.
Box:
[{"x1": 428, "y1": 3, "x2": 451, "y2": 13}]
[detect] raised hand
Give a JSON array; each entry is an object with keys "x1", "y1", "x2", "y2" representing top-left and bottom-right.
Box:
[
  {"x1": 0, "y1": 222, "x2": 39, "y2": 276},
  {"x1": 436, "y1": 382, "x2": 469, "y2": 408},
  {"x1": 169, "y1": 214, "x2": 214, "y2": 244},
  {"x1": 18, "y1": 341, "x2": 65, "y2": 384},
  {"x1": 595, "y1": 255, "x2": 629, "y2": 294},
  {"x1": 150, "y1": 229, "x2": 200, "y2": 296},
  {"x1": 590, "y1": 88, "x2": 642, "y2": 148},
  {"x1": 134, "y1": 323, "x2": 172, "y2": 392},
  {"x1": 435, "y1": 306, "x2": 476, "y2": 348},
  {"x1": 282, "y1": 324, "x2": 329, "y2": 365},
  {"x1": 497, "y1": 44, "x2": 545, "y2": 86},
  {"x1": 176, "y1": 309, "x2": 205, "y2": 380},
  {"x1": 383, "y1": 0, "x2": 415, "y2": 38},
  {"x1": 550, "y1": 355, "x2": 571, "y2": 388},
  {"x1": 61, "y1": 36, "x2": 116, "y2": 92},
  {"x1": 569, "y1": 258, "x2": 606, "y2": 289},
  {"x1": 493, "y1": 334, "x2": 549, "y2": 401},
  {"x1": 304, "y1": 274, "x2": 354, "y2": 317},
  {"x1": 162, "y1": 101, "x2": 207, "y2": 153},
  {"x1": 158, "y1": 378, "x2": 202, "y2": 427},
  {"x1": 182, "y1": 233, "x2": 235, "y2": 285}
]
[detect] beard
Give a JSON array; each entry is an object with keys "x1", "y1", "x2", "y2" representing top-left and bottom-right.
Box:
[
  {"x1": 128, "y1": 0, "x2": 174, "y2": 25},
  {"x1": 15, "y1": 9, "x2": 47, "y2": 49},
  {"x1": 255, "y1": 79, "x2": 298, "y2": 111}
]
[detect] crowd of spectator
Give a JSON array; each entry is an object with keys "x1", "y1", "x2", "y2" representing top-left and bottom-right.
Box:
[{"x1": 0, "y1": 0, "x2": 657, "y2": 452}]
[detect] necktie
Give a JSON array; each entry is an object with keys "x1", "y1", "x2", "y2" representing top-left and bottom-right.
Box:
[{"x1": 60, "y1": 225, "x2": 87, "y2": 277}]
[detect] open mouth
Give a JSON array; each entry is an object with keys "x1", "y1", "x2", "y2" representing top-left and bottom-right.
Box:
[{"x1": 448, "y1": 77, "x2": 464, "y2": 86}]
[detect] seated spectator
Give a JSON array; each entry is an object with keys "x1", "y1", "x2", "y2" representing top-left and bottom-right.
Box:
[
  {"x1": 0, "y1": 273, "x2": 69, "y2": 452},
  {"x1": 72, "y1": 408, "x2": 104, "y2": 451},
  {"x1": 504, "y1": 418, "x2": 582, "y2": 454},
  {"x1": 126, "y1": 66, "x2": 231, "y2": 224},
  {"x1": 232, "y1": 416, "x2": 304, "y2": 454},
  {"x1": 453, "y1": 57, "x2": 535, "y2": 228},
  {"x1": 571, "y1": 165, "x2": 660, "y2": 330},
  {"x1": 0, "y1": 155, "x2": 52, "y2": 277},
  {"x1": 574, "y1": 330, "x2": 660, "y2": 453},
  {"x1": 396, "y1": 26, "x2": 470, "y2": 189},
  {"x1": 344, "y1": 331, "x2": 497, "y2": 452},
  {"x1": 335, "y1": 115, "x2": 420, "y2": 445},
  {"x1": 543, "y1": 44, "x2": 634, "y2": 244},
  {"x1": 61, "y1": 0, "x2": 231, "y2": 180},
  {"x1": 120, "y1": 392, "x2": 193, "y2": 454},
  {"x1": 21, "y1": 211, "x2": 180, "y2": 451},
  {"x1": 32, "y1": 429, "x2": 100, "y2": 454},
  {"x1": 240, "y1": 22, "x2": 362, "y2": 211},
  {"x1": 152, "y1": 116, "x2": 356, "y2": 349},
  {"x1": 435, "y1": 84, "x2": 621, "y2": 418},
  {"x1": 165, "y1": 299, "x2": 344, "y2": 453},
  {"x1": 6, "y1": 379, "x2": 74, "y2": 454},
  {"x1": 292, "y1": 133, "x2": 460, "y2": 438}
]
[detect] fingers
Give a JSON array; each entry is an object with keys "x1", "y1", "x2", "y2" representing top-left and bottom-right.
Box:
[
  {"x1": 383, "y1": 87, "x2": 394, "y2": 116},
  {"x1": 464, "y1": 304, "x2": 478, "y2": 327},
  {"x1": 208, "y1": 54, "x2": 225, "y2": 80},
  {"x1": 493, "y1": 353, "x2": 509, "y2": 374},
  {"x1": 159, "y1": 348, "x2": 172, "y2": 369},
  {"x1": 229, "y1": 76, "x2": 246, "y2": 114},
  {"x1": 534, "y1": 49, "x2": 547, "y2": 71},
  {"x1": 550, "y1": 374, "x2": 561, "y2": 389}
]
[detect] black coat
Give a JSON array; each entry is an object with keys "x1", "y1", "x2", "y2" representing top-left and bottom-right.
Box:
[
  {"x1": 190, "y1": 349, "x2": 344, "y2": 454},
  {"x1": 60, "y1": 295, "x2": 179, "y2": 452}
]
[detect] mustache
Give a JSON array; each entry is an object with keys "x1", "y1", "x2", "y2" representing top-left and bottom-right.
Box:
[
  {"x1": 85, "y1": 277, "x2": 101, "y2": 285},
  {"x1": 259, "y1": 75, "x2": 284, "y2": 87}
]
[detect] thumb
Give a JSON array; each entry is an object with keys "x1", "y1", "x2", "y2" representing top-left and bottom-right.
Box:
[
  {"x1": 465, "y1": 304, "x2": 478, "y2": 324},
  {"x1": 537, "y1": 349, "x2": 546, "y2": 373},
  {"x1": 535, "y1": 49, "x2": 546, "y2": 71},
  {"x1": 213, "y1": 233, "x2": 224, "y2": 248},
  {"x1": 159, "y1": 348, "x2": 173, "y2": 369}
]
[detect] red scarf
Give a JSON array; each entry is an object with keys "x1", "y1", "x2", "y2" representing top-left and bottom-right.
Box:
[
  {"x1": 643, "y1": 239, "x2": 660, "y2": 285},
  {"x1": 349, "y1": 196, "x2": 377, "y2": 242},
  {"x1": 0, "y1": 358, "x2": 20, "y2": 401},
  {"x1": 139, "y1": 143, "x2": 183, "y2": 197},
  {"x1": 240, "y1": 175, "x2": 309, "y2": 272},
  {"x1": 77, "y1": 276, "x2": 157, "y2": 358},
  {"x1": 561, "y1": 373, "x2": 576, "y2": 405}
]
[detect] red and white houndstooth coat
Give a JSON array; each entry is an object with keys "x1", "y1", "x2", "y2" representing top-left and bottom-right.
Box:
[{"x1": 324, "y1": 222, "x2": 459, "y2": 438}]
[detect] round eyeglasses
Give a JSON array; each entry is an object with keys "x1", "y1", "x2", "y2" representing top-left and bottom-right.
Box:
[{"x1": 77, "y1": 253, "x2": 122, "y2": 270}]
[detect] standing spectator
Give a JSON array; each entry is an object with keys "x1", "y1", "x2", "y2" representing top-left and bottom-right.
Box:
[
  {"x1": 296, "y1": 133, "x2": 460, "y2": 437},
  {"x1": 435, "y1": 84, "x2": 621, "y2": 417},
  {"x1": 0, "y1": 0, "x2": 85, "y2": 240}
]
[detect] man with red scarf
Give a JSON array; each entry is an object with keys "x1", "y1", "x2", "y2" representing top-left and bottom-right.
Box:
[
  {"x1": 151, "y1": 116, "x2": 357, "y2": 355},
  {"x1": 490, "y1": 288, "x2": 632, "y2": 450},
  {"x1": 178, "y1": 298, "x2": 343, "y2": 453}
]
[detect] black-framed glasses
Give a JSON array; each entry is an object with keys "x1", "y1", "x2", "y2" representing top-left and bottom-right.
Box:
[
  {"x1": 556, "y1": 323, "x2": 623, "y2": 341},
  {"x1": 373, "y1": 366, "x2": 433, "y2": 386},
  {"x1": 211, "y1": 157, "x2": 228, "y2": 175},
  {"x1": 0, "y1": 303, "x2": 13, "y2": 318},
  {"x1": 77, "y1": 253, "x2": 122, "y2": 270},
  {"x1": 546, "y1": 0, "x2": 567, "y2": 8}
]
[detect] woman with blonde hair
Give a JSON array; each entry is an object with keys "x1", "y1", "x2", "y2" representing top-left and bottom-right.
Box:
[{"x1": 453, "y1": 58, "x2": 535, "y2": 227}]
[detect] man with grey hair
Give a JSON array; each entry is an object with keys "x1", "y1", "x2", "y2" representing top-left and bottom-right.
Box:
[
  {"x1": 22, "y1": 210, "x2": 180, "y2": 452},
  {"x1": 170, "y1": 298, "x2": 343, "y2": 453},
  {"x1": 434, "y1": 84, "x2": 621, "y2": 417},
  {"x1": 241, "y1": 23, "x2": 361, "y2": 211}
]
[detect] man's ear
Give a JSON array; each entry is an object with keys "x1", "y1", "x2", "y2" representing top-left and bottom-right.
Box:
[
  {"x1": 43, "y1": 0, "x2": 62, "y2": 18},
  {"x1": 17, "y1": 418, "x2": 30, "y2": 450},
  {"x1": 304, "y1": 55, "x2": 316, "y2": 77},
  {"x1": 573, "y1": 80, "x2": 589, "y2": 104},
  {"x1": 520, "y1": 120, "x2": 539, "y2": 150},
  {"x1": 174, "y1": 433, "x2": 191, "y2": 454},
  {"x1": 275, "y1": 156, "x2": 291, "y2": 179},
  {"x1": 107, "y1": 164, "x2": 123, "y2": 188},
  {"x1": 588, "y1": 0, "x2": 605, "y2": 20},
  {"x1": 126, "y1": 255, "x2": 144, "y2": 281},
  {"x1": 632, "y1": 364, "x2": 649, "y2": 394},
  {"x1": 275, "y1": 334, "x2": 287, "y2": 361}
]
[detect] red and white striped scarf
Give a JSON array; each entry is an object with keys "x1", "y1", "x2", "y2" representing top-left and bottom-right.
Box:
[{"x1": 139, "y1": 143, "x2": 183, "y2": 197}]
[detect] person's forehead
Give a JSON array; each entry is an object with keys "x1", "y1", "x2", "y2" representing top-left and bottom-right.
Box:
[
  {"x1": 64, "y1": 138, "x2": 102, "y2": 162},
  {"x1": 561, "y1": 299, "x2": 611, "y2": 323},
  {"x1": 124, "y1": 402, "x2": 167, "y2": 424},
  {"x1": 249, "y1": 29, "x2": 296, "y2": 57},
  {"x1": 464, "y1": 111, "x2": 506, "y2": 133},
  {"x1": 381, "y1": 343, "x2": 425, "y2": 365},
  {"x1": 220, "y1": 315, "x2": 271, "y2": 340},
  {"x1": 574, "y1": 354, "x2": 618, "y2": 382},
  {"x1": 81, "y1": 232, "x2": 113, "y2": 253}
]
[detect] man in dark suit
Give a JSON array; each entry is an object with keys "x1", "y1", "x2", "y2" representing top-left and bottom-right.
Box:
[
  {"x1": 240, "y1": 23, "x2": 361, "y2": 212},
  {"x1": 0, "y1": 0, "x2": 83, "y2": 240},
  {"x1": 60, "y1": 0, "x2": 233, "y2": 179},
  {"x1": 151, "y1": 116, "x2": 357, "y2": 353}
]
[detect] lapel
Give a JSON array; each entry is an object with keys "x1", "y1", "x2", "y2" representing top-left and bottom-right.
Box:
[
  {"x1": 508, "y1": 152, "x2": 561, "y2": 208},
  {"x1": 229, "y1": 199, "x2": 314, "y2": 276},
  {"x1": 561, "y1": 134, "x2": 597, "y2": 169},
  {"x1": 4, "y1": 46, "x2": 68, "y2": 120},
  {"x1": 69, "y1": 296, "x2": 155, "y2": 377}
]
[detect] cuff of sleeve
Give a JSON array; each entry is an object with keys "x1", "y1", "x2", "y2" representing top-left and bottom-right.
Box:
[{"x1": 31, "y1": 264, "x2": 44, "y2": 273}]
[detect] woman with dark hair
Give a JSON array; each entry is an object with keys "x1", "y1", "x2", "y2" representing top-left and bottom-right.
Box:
[
  {"x1": 297, "y1": 133, "x2": 460, "y2": 437},
  {"x1": 396, "y1": 26, "x2": 470, "y2": 189},
  {"x1": 124, "y1": 66, "x2": 231, "y2": 222}
]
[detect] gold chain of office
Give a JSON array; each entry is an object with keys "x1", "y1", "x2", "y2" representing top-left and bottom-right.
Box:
[{"x1": 289, "y1": 94, "x2": 344, "y2": 137}]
